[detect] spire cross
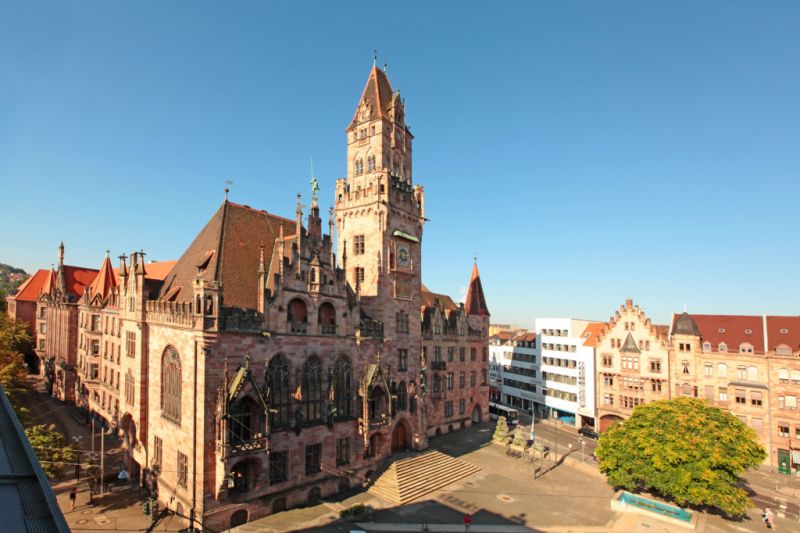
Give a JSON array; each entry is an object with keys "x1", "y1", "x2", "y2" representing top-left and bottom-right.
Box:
[{"x1": 373, "y1": 49, "x2": 377, "y2": 67}]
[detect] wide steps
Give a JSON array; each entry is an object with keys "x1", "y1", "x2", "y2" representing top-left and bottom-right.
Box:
[{"x1": 368, "y1": 451, "x2": 481, "y2": 505}]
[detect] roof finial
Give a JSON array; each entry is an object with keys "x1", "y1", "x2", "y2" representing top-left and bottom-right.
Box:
[
  {"x1": 474, "y1": 252, "x2": 478, "y2": 264},
  {"x1": 105, "y1": 249, "x2": 110, "y2": 258},
  {"x1": 373, "y1": 49, "x2": 377, "y2": 67},
  {"x1": 383, "y1": 61, "x2": 388, "y2": 74},
  {"x1": 225, "y1": 179, "x2": 234, "y2": 201}
]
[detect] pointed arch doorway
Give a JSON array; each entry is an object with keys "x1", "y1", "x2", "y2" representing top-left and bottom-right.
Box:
[{"x1": 391, "y1": 420, "x2": 409, "y2": 453}]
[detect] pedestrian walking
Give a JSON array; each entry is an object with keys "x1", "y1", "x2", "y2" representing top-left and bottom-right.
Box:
[
  {"x1": 762, "y1": 507, "x2": 775, "y2": 529},
  {"x1": 69, "y1": 487, "x2": 77, "y2": 511},
  {"x1": 463, "y1": 512, "x2": 472, "y2": 532}
]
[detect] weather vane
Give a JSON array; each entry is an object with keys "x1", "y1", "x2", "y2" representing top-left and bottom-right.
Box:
[{"x1": 225, "y1": 179, "x2": 234, "y2": 200}]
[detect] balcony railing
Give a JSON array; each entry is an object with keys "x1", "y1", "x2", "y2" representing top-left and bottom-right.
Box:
[
  {"x1": 229, "y1": 437, "x2": 268, "y2": 456},
  {"x1": 431, "y1": 361, "x2": 447, "y2": 371},
  {"x1": 368, "y1": 417, "x2": 390, "y2": 430},
  {"x1": 289, "y1": 321, "x2": 308, "y2": 334},
  {"x1": 320, "y1": 324, "x2": 336, "y2": 335},
  {"x1": 357, "y1": 318, "x2": 384, "y2": 340}
]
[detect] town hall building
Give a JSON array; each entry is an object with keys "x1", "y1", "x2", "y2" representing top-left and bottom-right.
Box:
[{"x1": 18, "y1": 65, "x2": 490, "y2": 531}]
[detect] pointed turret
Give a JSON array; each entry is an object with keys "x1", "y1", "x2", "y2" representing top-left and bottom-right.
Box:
[
  {"x1": 56, "y1": 242, "x2": 67, "y2": 296},
  {"x1": 348, "y1": 66, "x2": 395, "y2": 130},
  {"x1": 465, "y1": 262, "x2": 490, "y2": 317},
  {"x1": 42, "y1": 266, "x2": 56, "y2": 297},
  {"x1": 88, "y1": 251, "x2": 117, "y2": 302}
]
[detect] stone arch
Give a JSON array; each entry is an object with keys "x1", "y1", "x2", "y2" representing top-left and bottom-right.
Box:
[
  {"x1": 120, "y1": 412, "x2": 136, "y2": 447},
  {"x1": 161, "y1": 345, "x2": 182, "y2": 423},
  {"x1": 471, "y1": 404, "x2": 482, "y2": 424},
  {"x1": 308, "y1": 486, "x2": 322, "y2": 505},
  {"x1": 391, "y1": 418, "x2": 411, "y2": 453},
  {"x1": 599, "y1": 414, "x2": 623, "y2": 433},
  {"x1": 287, "y1": 298, "x2": 308, "y2": 325},
  {"x1": 228, "y1": 458, "x2": 259, "y2": 494},
  {"x1": 318, "y1": 301, "x2": 336, "y2": 334},
  {"x1": 230, "y1": 509, "x2": 248, "y2": 528}
]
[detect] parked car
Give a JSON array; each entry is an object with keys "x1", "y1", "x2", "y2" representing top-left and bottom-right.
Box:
[{"x1": 578, "y1": 426, "x2": 599, "y2": 439}]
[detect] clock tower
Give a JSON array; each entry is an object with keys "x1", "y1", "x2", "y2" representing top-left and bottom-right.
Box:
[{"x1": 335, "y1": 64, "x2": 425, "y2": 337}]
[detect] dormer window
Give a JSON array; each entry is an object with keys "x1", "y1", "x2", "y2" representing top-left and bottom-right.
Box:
[
  {"x1": 719, "y1": 342, "x2": 728, "y2": 353},
  {"x1": 780, "y1": 328, "x2": 789, "y2": 334},
  {"x1": 718, "y1": 328, "x2": 726, "y2": 333},
  {"x1": 739, "y1": 343, "x2": 753, "y2": 354},
  {"x1": 702, "y1": 342, "x2": 711, "y2": 352},
  {"x1": 744, "y1": 329, "x2": 752, "y2": 335}
]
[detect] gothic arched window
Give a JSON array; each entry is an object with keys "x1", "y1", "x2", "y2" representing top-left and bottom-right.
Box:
[
  {"x1": 229, "y1": 397, "x2": 260, "y2": 444},
  {"x1": 397, "y1": 380, "x2": 407, "y2": 411},
  {"x1": 333, "y1": 356, "x2": 352, "y2": 418},
  {"x1": 303, "y1": 356, "x2": 323, "y2": 422},
  {"x1": 355, "y1": 159, "x2": 364, "y2": 175},
  {"x1": 319, "y1": 302, "x2": 336, "y2": 335},
  {"x1": 266, "y1": 355, "x2": 290, "y2": 429},
  {"x1": 367, "y1": 155, "x2": 376, "y2": 172},
  {"x1": 161, "y1": 347, "x2": 181, "y2": 424}
]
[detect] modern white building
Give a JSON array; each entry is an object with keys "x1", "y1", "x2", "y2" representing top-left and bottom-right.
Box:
[
  {"x1": 488, "y1": 331, "x2": 537, "y2": 412},
  {"x1": 534, "y1": 318, "x2": 600, "y2": 429}
]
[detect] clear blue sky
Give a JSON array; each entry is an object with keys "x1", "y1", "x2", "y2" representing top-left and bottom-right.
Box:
[{"x1": 2, "y1": 1, "x2": 799, "y2": 327}]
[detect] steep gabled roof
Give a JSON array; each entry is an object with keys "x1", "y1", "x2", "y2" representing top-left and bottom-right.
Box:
[
  {"x1": 465, "y1": 263, "x2": 490, "y2": 317},
  {"x1": 87, "y1": 254, "x2": 117, "y2": 302},
  {"x1": 9, "y1": 269, "x2": 50, "y2": 302},
  {"x1": 158, "y1": 201, "x2": 296, "y2": 310},
  {"x1": 348, "y1": 66, "x2": 394, "y2": 130}
]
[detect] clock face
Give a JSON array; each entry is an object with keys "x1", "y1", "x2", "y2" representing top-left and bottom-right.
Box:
[{"x1": 397, "y1": 242, "x2": 411, "y2": 269}]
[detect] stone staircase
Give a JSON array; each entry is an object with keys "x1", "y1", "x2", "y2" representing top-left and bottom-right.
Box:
[{"x1": 368, "y1": 451, "x2": 481, "y2": 505}]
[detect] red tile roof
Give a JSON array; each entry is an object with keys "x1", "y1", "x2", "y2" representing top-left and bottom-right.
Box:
[
  {"x1": 158, "y1": 201, "x2": 295, "y2": 310},
  {"x1": 465, "y1": 262, "x2": 490, "y2": 316},
  {"x1": 581, "y1": 322, "x2": 605, "y2": 347},
  {"x1": 9, "y1": 269, "x2": 50, "y2": 302},
  {"x1": 112, "y1": 261, "x2": 176, "y2": 284},
  {"x1": 677, "y1": 314, "x2": 765, "y2": 353},
  {"x1": 765, "y1": 316, "x2": 800, "y2": 352},
  {"x1": 62, "y1": 266, "x2": 99, "y2": 298},
  {"x1": 421, "y1": 284, "x2": 458, "y2": 311}
]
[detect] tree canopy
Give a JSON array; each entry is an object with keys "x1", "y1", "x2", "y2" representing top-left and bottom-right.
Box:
[
  {"x1": 24, "y1": 424, "x2": 79, "y2": 479},
  {"x1": 0, "y1": 313, "x2": 30, "y2": 397},
  {"x1": 596, "y1": 397, "x2": 766, "y2": 516}
]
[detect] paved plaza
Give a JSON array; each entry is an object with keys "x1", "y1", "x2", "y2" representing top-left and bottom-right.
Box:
[
  {"x1": 236, "y1": 422, "x2": 800, "y2": 533},
  {"x1": 15, "y1": 383, "x2": 800, "y2": 532}
]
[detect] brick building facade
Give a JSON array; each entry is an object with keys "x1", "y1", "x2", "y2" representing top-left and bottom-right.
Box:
[{"x1": 13, "y1": 66, "x2": 489, "y2": 530}]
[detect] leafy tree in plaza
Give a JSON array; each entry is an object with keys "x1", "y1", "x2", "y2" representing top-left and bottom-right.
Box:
[
  {"x1": 0, "y1": 313, "x2": 31, "y2": 398},
  {"x1": 596, "y1": 397, "x2": 766, "y2": 517},
  {"x1": 24, "y1": 424, "x2": 79, "y2": 479},
  {"x1": 493, "y1": 416, "x2": 510, "y2": 442},
  {"x1": 511, "y1": 426, "x2": 528, "y2": 449}
]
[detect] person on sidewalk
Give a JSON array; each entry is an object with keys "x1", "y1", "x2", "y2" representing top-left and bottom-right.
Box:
[
  {"x1": 69, "y1": 487, "x2": 77, "y2": 511},
  {"x1": 463, "y1": 512, "x2": 472, "y2": 532},
  {"x1": 762, "y1": 507, "x2": 775, "y2": 529}
]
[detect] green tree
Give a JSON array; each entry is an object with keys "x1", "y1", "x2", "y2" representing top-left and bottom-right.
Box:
[
  {"x1": 24, "y1": 424, "x2": 79, "y2": 479},
  {"x1": 596, "y1": 397, "x2": 766, "y2": 516},
  {"x1": 0, "y1": 313, "x2": 31, "y2": 398},
  {"x1": 493, "y1": 415, "x2": 509, "y2": 442},
  {"x1": 512, "y1": 426, "x2": 528, "y2": 449}
]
